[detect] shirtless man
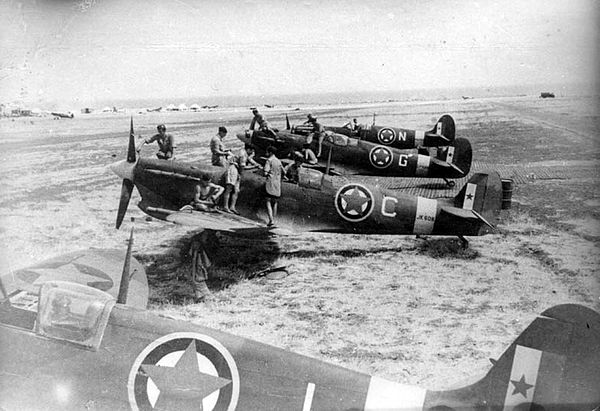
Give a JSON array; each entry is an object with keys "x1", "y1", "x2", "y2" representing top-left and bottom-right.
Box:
[{"x1": 191, "y1": 175, "x2": 224, "y2": 211}]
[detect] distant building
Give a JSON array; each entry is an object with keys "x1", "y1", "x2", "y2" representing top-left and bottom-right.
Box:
[
  {"x1": 540, "y1": 92, "x2": 555, "y2": 98},
  {"x1": 189, "y1": 103, "x2": 200, "y2": 111},
  {"x1": 177, "y1": 103, "x2": 188, "y2": 111}
]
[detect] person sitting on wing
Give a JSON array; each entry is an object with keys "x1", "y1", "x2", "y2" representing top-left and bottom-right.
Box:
[
  {"x1": 284, "y1": 154, "x2": 304, "y2": 184},
  {"x1": 141, "y1": 124, "x2": 175, "y2": 159},
  {"x1": 191, "y1": 174, "x2": 224, "y2": 211},
  {"x1": 303, "y1": 113, "x2": 325, "y2": 157},
  {"x1": 298, "y1": 143, "x2": 318, "y2": 165},
  {"x1": 250, "y1": 108, "x2": 277, "y2": 139}
]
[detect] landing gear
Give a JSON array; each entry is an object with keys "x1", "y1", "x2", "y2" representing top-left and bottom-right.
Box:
[
  {"x1": 443, "y1": 178, "x2": 456, "y2": 188},
  {"x1": 458, "y1": 235, "x2": 469, "y2": 249}
]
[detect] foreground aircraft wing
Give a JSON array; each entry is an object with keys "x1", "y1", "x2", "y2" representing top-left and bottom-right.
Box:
[
  {"x1": 0, "y1": 248, "x2": 148, "y2": 309},
  {"x1": 162, "y1": 207, "x2": 269, "y2": 232}
]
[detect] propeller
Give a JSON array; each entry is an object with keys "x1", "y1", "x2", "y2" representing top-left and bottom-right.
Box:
[
  {"x1": 117, "y1": 218, "x2": 135, "y2": 304},
  {"x1": 285, "y1": 114, "x2": 291, "y2": 130},
  {"x1": 114, "y1": 117, "x2": 137, "y2": 229}
]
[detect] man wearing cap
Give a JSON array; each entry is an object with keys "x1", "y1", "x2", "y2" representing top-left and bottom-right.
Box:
[
  {"x1": 142, "y1": 124, "x2": 174, "y2": 159},
  {"x1": 210, "y1": 126, "x2": 231, "y2": 167},
  {"x1": 250, "y1": 108, "x2": 277, "y2": 139},
  {"x1": 303, "y1": 113, "x2": 325, "y2": 157}
]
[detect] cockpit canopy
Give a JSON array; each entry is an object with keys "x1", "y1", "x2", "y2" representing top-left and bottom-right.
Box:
[{"x1": 36, "y1": 281, "x2": 115, "y2": 351}]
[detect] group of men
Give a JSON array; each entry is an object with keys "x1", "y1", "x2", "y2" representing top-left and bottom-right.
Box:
[{"x1": 138, "y1": 110, "x2": 325, "y2": 302}]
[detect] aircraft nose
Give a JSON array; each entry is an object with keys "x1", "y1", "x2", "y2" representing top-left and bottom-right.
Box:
[
  {"x1": 236, "y1": 131, "x2": 251, "y2": 144},
  {"x1": 109, "y1": 159, "x2": 135, "y2": 181}
]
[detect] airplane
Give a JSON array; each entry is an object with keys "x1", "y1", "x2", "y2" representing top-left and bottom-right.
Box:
[
  {"x1": 1, "y1": 243, "x2": 598, "y2": 410},
  {"x1": 236, "y1": 119, "x2": 471, "y2": 183},
  {"x1": 322, "y1": 114, "x2": 456, "y2": 150},
  {"x1": 111, "y1": 119, "x2": 502, "y2": 245},
  {"x1": 51, "y1": 111, "x2": 75, "y2": 119},
  {"x1": 146, "y1": 107, "x2": 162, "y2": 112}
]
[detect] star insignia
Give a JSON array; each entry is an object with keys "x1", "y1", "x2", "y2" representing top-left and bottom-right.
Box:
[
  {"x1": 466, "y1": 193, "x2": 474, "y2": 200},
  {"x1": 341, "y1": 188, "x2": 370, "y2": 215},
  {"x1": 142, "y1": 341, "x2": 231, "y2": 410},
  {"x1": 335, "y1": 184, "x2": 374, "y2": 222},
  {"x1": 378, "y1": 128, "x2": 396, "y2": 144},
  {"x1": 510, "y1": 374, "x2": 534, "y2": 398},
  {"x1": 24, "y1": 262, "x2": 113, "y2": 291},
  {"x1": 370, "y1": 147, "x2": 392, "y2": 168}
]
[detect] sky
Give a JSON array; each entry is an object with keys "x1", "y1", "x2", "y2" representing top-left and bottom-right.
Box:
[{"x1": 0, "y1": 0, "x2": 598, "y2": 106}]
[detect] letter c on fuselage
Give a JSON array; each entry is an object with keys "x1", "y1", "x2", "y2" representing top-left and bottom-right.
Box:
[{"x1": 381, "y1": 196, "x2": 398, "y2": 217}]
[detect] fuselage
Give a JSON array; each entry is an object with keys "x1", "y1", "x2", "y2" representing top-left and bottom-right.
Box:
[
  {"x1": 236, "y1": 130, "x2": 470, "y2": 179},
  {"x1": 123, "y1": 157, "x2": 486, "y2": 236}
]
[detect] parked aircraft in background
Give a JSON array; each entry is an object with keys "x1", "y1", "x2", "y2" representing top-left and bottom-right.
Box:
[{"x1": 324, "y1": 114, "x2": 456, "y2": 149}]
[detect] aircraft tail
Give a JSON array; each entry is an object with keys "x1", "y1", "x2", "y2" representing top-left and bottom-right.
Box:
[
  {"x1": 436, "y1": 137, "x2": 472, "y2": 177},
  {"x1": 453, "y1": 171, "x2": 502, "y2": 231},
  {"x1": 424, "y1": 304, "x2": 600, "y2": 409},
  {"x1": 428, "y1": 114, "x2": 455, "y2": 143}
]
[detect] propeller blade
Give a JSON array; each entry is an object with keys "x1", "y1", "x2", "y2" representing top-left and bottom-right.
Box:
[
  {"x1": 286, "y1": 114, "x2": 291, "y2": 130},
  {"x1": 117, "y1": 220, "x2": 134, "y2": 304},
  {"x1": 127, "y1": 117, "x2": 136, "y2": 163},
  {"x1": 116, "y1": 179, "x2": 134, "y2": 229}
]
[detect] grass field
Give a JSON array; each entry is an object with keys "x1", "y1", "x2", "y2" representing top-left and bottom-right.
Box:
[{"x1": 1, "y1": 94, "x2": 598, "y2": 390}]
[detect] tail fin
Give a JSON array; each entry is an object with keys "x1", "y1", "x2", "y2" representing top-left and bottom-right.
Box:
[
  {"x1": 454, "y1": 171, "x2": 502, "y2": 229},
  {"x1": 436, "y1": 137, "x2": 472, "y2": 176},
  {"x1": 429, "y1": 114, "x2": 455, "y2": 143},
  {"x1": 424, "y1": 304, "x2": 600, "y2": 409}
]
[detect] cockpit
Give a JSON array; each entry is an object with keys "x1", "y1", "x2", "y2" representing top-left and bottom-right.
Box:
[{"x1": 1, "y1": 280, "x2": 115, "y2": 351}]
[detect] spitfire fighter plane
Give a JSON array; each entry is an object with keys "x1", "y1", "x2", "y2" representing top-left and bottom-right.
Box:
[
  {"x1": 236, "y1": 117, "x2": 471, "y2": 182},
  {"x1": 325, "y1": 114, "x2": 456, "y2": 150},
  {"x1": 51, "y1": 111, "x2": 75, "y2": 119},
  {"x1": 1, "y1": 235, "x2": 598, "y2": 410},
  {"x1": 111, "y1": 120, "x2": 500, "y2": 243}
]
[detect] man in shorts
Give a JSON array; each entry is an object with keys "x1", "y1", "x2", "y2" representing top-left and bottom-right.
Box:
[
  {"x1": 263, "y1": 145, "x2": 283, "y2": 226},
  {"x1": 191, "y1": 175, "x2": 224, "y2": 211}
]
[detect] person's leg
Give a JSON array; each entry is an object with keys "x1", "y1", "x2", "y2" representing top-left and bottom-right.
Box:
[
  {"x1": 230, "y1": 186, "x2": 240, "y2": 213},
  {"x1": 223, "y1": 185, "x2": 232, "y2": 212},
  {"x1": 317, "y1": 133, "x2": 324, "y2": 157},
  {"x1": 272, "y1": 199, "x2": 278, "y2": 220},
  {"x1": 266, "y1": 198, "x2": 274, "y2": 225}
]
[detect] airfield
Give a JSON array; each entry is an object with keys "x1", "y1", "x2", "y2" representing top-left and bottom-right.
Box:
[{"x1": 0, "y1": 94, "x2": 598, "y2": 390}]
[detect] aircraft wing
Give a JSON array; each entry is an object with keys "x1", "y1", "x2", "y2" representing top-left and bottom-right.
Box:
[
  {"x1": 164, "y1": 207, "x2": 273, "y2": 233},
  {"x1": 0, "y1": 249, "x2": 148, "y2": 309}
]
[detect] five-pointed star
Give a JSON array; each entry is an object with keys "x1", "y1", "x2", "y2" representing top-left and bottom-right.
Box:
[
  {"x1": 142, "y1": 341, "x2": 231, "y2": 410},
  {"x1": 466, "y1": 193, "x2": 474, "y2": 200},
  {"x1": 372, "y1": 148, "x2": 391, "y2": 164},
  {"x1": 380, "y1": 129, "x2": 394, "y2": 142},
  {"x1": 510, "y1": 374, "x2": 534, "y2": 398},
  {"x1": 341, "y1": 188, "x2": 370, "y2": 215}
]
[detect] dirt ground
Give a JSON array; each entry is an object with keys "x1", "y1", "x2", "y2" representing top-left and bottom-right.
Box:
[{"x1": 1, "y1": 95, "x2": 598, "y2": 390}]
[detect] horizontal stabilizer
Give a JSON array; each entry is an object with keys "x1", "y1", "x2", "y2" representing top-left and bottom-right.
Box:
[{"x1": 440, "y1": 207, "x2": 496, "y2": 229}]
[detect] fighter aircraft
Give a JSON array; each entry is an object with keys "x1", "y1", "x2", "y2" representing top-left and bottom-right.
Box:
[
  {"x1": 1, "y1": 253, "x2": 598, "y2": 411},
  {"x1": 323, "y1": 114, "x2": 456, "y2": 150},
  {"x1": 51, "y1": 111, "x2": 75, "y2": 119},
  {"x1": 236, "y1": 119, "x2": 471, "y2": 182},
  {"x1": 0, "y1": 228, "x2": 147, "y2": 310},
  {"x1": 111, "y1": 119, "x2": 500, "y2": 244}
]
